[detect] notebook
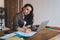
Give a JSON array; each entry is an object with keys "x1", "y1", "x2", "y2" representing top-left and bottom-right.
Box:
[{"x1": 0, "y1": 20, "x2": 49, "y2": 39}]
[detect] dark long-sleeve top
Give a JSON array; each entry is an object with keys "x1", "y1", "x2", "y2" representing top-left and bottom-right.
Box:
[{"x1": 13, "y1": 12, "x2": 33, "y2": 31}]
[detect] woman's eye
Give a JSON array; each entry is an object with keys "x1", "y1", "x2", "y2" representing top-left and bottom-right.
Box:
[{"x1": 26, "y1": 9, "x2": 29, "y2": 10}]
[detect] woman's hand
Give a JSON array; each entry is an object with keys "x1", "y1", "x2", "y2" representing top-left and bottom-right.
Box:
[
  {"x1": 17, "y1": 26, "x2": 31, "y2": 33},
  {"x1": 25, "y1": 28, "x2": 31, "y2": 33},
  {"x1": 17, "y1": 27, "x2": 25, "y2": 32},
  {"x1": 26, "y1": 25, "x2": 31, "y2": 28},
  {"x1": 23, "y1": 27, "x2": 31, "y2": 33}
]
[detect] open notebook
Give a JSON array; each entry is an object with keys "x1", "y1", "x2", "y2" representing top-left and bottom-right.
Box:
[{"x1": 0, "y1": 20, "x2": 49, "y2": 39}]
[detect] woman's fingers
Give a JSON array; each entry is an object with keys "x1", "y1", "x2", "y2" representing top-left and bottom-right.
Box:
[{"x1": 25, "y1": 29, "x2": 31, "y2": 33}]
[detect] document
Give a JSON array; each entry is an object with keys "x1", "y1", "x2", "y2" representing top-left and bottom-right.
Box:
[
  {"x1": 15, "y1": 31, "x2": 36, "y2": 37},
  {"x1": 0, "y1": 33, "x2": 16, "y2": 39},
  {"x1": 0, "y1": 31, "x2": 36, "y2": 39}
]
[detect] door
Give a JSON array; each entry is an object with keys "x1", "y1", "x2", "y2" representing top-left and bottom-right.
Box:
[{"x1": 4, "y1": 0, "x2": 23, "y2": 28}]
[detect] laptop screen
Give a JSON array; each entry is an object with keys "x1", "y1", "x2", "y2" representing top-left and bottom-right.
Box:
[{"x1": 36, "y1": 20, "x2": 49, "y2": 32}]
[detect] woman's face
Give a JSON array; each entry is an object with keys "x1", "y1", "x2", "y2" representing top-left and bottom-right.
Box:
[{"x1": 23, "y1": 6, "x2": 32, "y2": 15}]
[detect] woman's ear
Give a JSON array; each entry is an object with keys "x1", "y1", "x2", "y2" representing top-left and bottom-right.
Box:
[
  {"x1": 22, "y1": 7, "x2": 25, "y2": 10},
  {"x1": 22, "y1": 7, "x2": 25, "y2": 11}
]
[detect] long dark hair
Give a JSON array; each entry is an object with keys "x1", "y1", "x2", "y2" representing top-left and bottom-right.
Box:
[{"x1": 23, "y1": 4, "x2": 34, "y2": 25}]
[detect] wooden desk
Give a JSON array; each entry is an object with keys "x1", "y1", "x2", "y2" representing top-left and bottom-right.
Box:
[
  {"x1": 0, "y1": 28, "x2": 60, "y2": 40},
  {"x1": 49, "y1": 34, "x2": 60, "y2": 40},
  {"x1": 24, "y1": 29, "x2": 60, "y2": 40},
  {"x1": 0, "y1": 27, "x2": 11, "y2": 37}
]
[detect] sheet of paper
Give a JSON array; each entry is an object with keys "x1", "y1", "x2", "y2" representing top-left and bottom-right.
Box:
[
  {"x1": 0, "y1": 33, "x2": 16, "y2": 39},
  {"x1": 0, "y1": 31, "x2": 36, "y2": 39},
  {"x1": 15, "y1": 31, "x2": 36, "y2": 37},
  {"x1": 56, "y1": 37, "x2": 60, "y2": 40}
]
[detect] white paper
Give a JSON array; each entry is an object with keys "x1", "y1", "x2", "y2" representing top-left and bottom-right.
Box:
[
  {"x1": 0, "y1": 33, "x2": 16, "y2": 39},
  {"x1": 56, "y1": 37, "x2": 60, "y2": 40},
  {"x1": 15, "y1": 31, "x2": 36, "y2": 37},
  {"x1": 0, "y1": 31, "x2": 36, "y2": 39}
]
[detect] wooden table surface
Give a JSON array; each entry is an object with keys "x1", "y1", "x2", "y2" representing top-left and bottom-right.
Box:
[
  {"x1": 24, "y1": 29, "x2": 60, "y2": 40},
  {"x1": 0, "y1": 28, "x2": 60, "y2": 40},
  {"x1": 49, "y1": 34, "x2": 60, "y2": 40},
  {"x1": 0, "y1": 27, "x2": 11, "y2": 37}
]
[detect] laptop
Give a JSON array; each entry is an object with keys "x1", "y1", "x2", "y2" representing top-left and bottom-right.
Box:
[
  {"x1": 0, "y1": 20, "x2": 49, "y2": 39},
  {"x1": 36, "y1": 20, "x2": 49, "y2": 32}
]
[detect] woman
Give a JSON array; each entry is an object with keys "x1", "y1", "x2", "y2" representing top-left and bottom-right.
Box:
[{"x1": 13, "y1": 4, "x2": 34, "y2": 33}]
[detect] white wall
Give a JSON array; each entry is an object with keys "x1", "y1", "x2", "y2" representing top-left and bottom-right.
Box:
[
  {"x1": 0, "y1": 0, "x2": 4, "y2": 7},
  {"x1": 23, "y1": 0, "x2": 60, "y2": 27}
]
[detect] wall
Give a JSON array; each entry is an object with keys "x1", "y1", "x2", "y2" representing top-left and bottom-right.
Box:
[
  {"x1": 23, "y1": 0, "x2": 60, "y2": 27},
  {"x1": 0, "y1": 0, "x2": 4, "y2": 7}
]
